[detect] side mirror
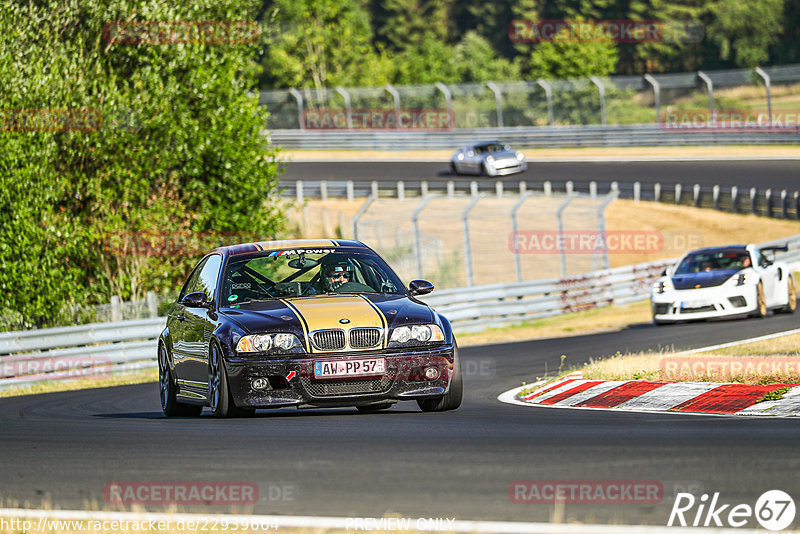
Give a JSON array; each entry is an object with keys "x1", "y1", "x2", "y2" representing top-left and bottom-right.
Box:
[
  {"x1": 180, "y1": 291, "x2": 209, "y2": 308},
  {"x1": 408, "y1": 279, "x2": 434, "y2": 296}
]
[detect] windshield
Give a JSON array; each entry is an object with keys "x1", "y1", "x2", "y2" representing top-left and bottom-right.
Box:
[
  {"x1": 674, "y1": 250, "x2": 750, "y2": 274},
  {"x1": 220, "y1": 248, "x2": 405, "y2": 305},
  {"x1": 474, "y1": 143, "x2": 506, "y2": 153}
]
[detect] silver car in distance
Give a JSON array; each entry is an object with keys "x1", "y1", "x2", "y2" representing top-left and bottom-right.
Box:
[{"x1": 450, "y1": 141, "x2": 527, "y2": 177}]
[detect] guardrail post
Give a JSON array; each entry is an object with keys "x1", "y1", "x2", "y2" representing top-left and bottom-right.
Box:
[
  {"x1": 675, "y1": 183, "x2": 682, "y2": 204},
  {"x1": 589, "y1": 76, "x2": 607, "y2": 126},
  {"x1": 288, "y1": 88, "x2": 304, "y2": 128},
  {"x1": 566, "y1": 181, "x2": 573, "y2": 195},
  {"x1": 446, "y1": 181, "x2": 455, "y2": 198},
  {"x1": 296, "y1": 181, "x2": 304, "y2": 203},
  {"x1": 795, "y1": 191, "x2": 800, "y2": 220},
  {"x1": 351, "y1": 195, "x2": 376, "y2": 240},
  {"x1": 693, "y1": 184, "x2": 701, "y2": 207},
  {"x1": 633, "y1": 181, "x2": 641, "y2": 203},
  {"x1": 544, "y1": 181, "x2": 552, "y2": 196},
  {"x1": 411, "y1": 195, "x2": 434, "y2": 279},
  {"x1": 462, "y1": 196, "x2": 482, "y2": 286},
  {"x1": 346, "y1": 180, "x2": 354, "y2": 202},
  {"x1": 519, "y1": 181, "x2": 526, "y2": 194},
  {"x1": 421, "y1": 181, "x2": 429, "y2": 197},
  {"x1": 781, "y1": 189, "x2": 788, "y2": 218},
  {"x1": 495, "y1": 181, "x2": 503, "y2": 198},
  {"x1": 470, "y1": 181, "x2": 478, "y2": 198},
  {"x1": 556, "y1": 195, "x2": 576, "y2": 277},
  {"x1": 486, "y1": 81, "x2": 504, "y2": 128},
  {"x1": 766, "y1": 189, "x2": 773, "y2": 218},
  {"x1": 335, "y1": 87, "x2": 353, "y2": 129},
  {"x1": 371, "y1": 181, "x2": 379, "y2": 198},
  {"x1": 751, "y1": 187, "x2": 758, "y2": 214},
  {"x1": 320, "y1": 180, "x2": 328, "y2": 201},
  {"x1": 731, "y1": 186, "x2": 738, "y2": 213},
  {"x1": 643, "y1": 73, "x2": 661, "y2": 122},
  {"x1": 511, "y1": 192, "x2": 533, "y2": 282},
  {"x1": 611, "y1": 181, "x2": 619, "y2": 194},
  {"x1": 397, "y1": 181, "x2": 405, "y2": 200},
  {"x1": 111, "y1": 296, "x2": 121, "y2": 322},
  {"x1": 697, "y1": 71, "x2": 714, "y2": 112},
  {"x1": 755, "y1": 67, "x2": 772, "y2": 128},
  {"x1": 654, "y1": 182, "x2": 661, "y2": 202},
  {"x1": 589, "y1": 181, "x2": 597, "y2": 199},
  {"x1": 536, "y1": 79, "x2": 554, "y2": 126},
  {"x1": 713, "y1": 185, "x2": 720, "y2": 210},
  {"x1": 146, "y1": 291, "x2": 158, "y2": 318}
]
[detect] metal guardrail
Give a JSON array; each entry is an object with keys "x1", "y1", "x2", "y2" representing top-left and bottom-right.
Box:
[
  {"x1": 3, "y1": 234, "x2": 800, "y2": 385},
  {"x1": 283, "y1": 179, "x2": 800, "y2": 220},
  {"x1": 268, "y1": 125, "x2": 800, "y2": 150}
]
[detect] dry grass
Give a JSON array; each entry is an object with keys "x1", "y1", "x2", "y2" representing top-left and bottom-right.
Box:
[
  {"x1": 0, "y1": 369, "x2": 157, "y2": 399},
  {"x1": 582, "y1": 332, "x2": 800, "y2": 384}
]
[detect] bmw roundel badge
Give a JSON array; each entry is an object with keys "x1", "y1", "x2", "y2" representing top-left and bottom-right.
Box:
[{"x1": 339, "y1": 318, "x2": 350, "y2": 324}]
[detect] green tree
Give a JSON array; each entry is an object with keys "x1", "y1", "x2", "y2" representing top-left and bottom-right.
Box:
[
  {"x1": 705, "y1": 0, "x2": 784, "y2": 68},
  {"x1": 454, "y1": 31, "x2": 521, "y2": 82}
]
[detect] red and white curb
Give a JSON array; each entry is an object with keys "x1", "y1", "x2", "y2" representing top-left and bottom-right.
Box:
[{"x1": 499, "y1": 372, "x2": 800, "y2": 417}]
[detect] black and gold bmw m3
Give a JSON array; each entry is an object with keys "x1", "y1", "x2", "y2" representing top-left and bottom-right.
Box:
[{"x1": 158, "y1": 239, "x2": 462, "y2": 417}]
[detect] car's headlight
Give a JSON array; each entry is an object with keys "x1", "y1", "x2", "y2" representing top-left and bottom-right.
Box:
[
  {"x1": 653, "y1": 280, "x2": 667, "y2": 294},
  {"x1": 457, "y1": 153, "x2": 464, "y2": 160},
  {"x1": 515, "y1": 151, "x2": 524, "y2": 161},
  {"x1": 486, "y1": 155, "x2": 494, "y2": 164},
  {"x1": 237, "y1": 333, "x2": 302, "y2": 353},
  {"x1": 390, "y1": 324, "x2": 445, "y2": 344}
]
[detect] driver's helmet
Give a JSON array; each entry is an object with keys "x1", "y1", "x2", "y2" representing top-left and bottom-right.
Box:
[{"x1": 322, "y1": 261, "x2": 354, "y2": 291}]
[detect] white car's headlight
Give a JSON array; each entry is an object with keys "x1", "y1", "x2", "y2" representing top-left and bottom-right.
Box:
[
  {"x1": 390, "y1": 324, "x2": 444, "y2": 344},
  {"x1": 237, "y1": 333, "x2": 302, "y2": 353},
  {"x1": 457, "y1": 153, "x2": 464, "y2": 160},
  {"x1": 515, "y1": 151, "x2": 524, "y2": 161},
  {"x1": 486, "y1": 155, "x2": 494, "y2": 164}
]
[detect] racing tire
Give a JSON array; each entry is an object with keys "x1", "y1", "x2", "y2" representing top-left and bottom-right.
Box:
[
  {"x1": 480, "y1": 163, "x2": 489, "y2": 177},
  {"x1": 209, "y1": 341, "x2": 255, "y2": 418},
  {"x1": 749, "y1": 281, "x2": 767, "y2": 319},
  {"x1": 449, "y1": 162, "x2": 459, "y2": 176},
  {"x1": 417, "y1": 347, "x2": 463, "y2": 412},
  {"x1": 652, "y1": 318, "x2": 674, "y2": 326},
  {"x1": 356, "y1": 402, "x2": 394, "y2": 412},
  {"x1": 779, "y1": 276, "x2": 797, "y2": 314},
  {"x1": 159, "y1": 343, "x2": 202, "y2": 417}
]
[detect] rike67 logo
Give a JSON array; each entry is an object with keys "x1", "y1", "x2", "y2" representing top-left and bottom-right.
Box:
[{"x1": 668, "y1": 490, "x2": 795, "y2": 531}]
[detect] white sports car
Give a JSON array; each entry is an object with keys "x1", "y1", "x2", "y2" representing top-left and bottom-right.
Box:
[
  {"x1": 650, "y1": 244, "x2": 796, "y2": 325},
  {"x1": 450, "y1": 141, "x2": 527, "y2": 177}
]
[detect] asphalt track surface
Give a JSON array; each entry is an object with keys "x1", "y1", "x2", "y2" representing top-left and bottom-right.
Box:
[
  {"x1": 283, "y1": 160, "x2": 800, "y2": 191},
  {"x1": 2, "y1": 312, "x2": 800, "y2": 526}
]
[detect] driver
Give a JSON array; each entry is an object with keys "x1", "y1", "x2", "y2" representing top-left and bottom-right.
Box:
[{"x1": 322, "y1": 262, "x2": 354, "y2": 292}]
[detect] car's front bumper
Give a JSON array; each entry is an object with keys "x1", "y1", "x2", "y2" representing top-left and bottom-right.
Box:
[
  {"x1": 488, "y1": 160, "x2": 527, "y2": 176},
  {"x1": 651, "y1": 285, "x2": 758, "y2": 322},
  {"x1": 224, "y1": 345, "x2": 455, "y2": 408}
]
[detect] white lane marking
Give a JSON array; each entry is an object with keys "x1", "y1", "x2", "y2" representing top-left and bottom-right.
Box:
[
  {"x1": 552, "y1": 380, "x2": 628, "y2": 406},
  {"x1": 615, "y1": 382, "x2": 720, "y2": 411},
  {"x1": 0, "y1": 507, "x2": 767, "y2": 534},
  {"x1": 674, "y1": 328, "x2": 800, "y2": 355}
]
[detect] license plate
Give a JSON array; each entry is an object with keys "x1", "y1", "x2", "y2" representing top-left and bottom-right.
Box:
[
  {"x1": 314, "y1": 358, "x2": 385, "y2": 379},
  {"x1": 681, "y1": 299, "x2": 711, "y2": 309}
]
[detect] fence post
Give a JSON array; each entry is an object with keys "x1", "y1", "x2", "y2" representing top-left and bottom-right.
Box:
[
  {"x1": 795, "y1": 191, "x2": 800, "y2": 220},
  {"x1": 697, "y1": 71, "x2": 714, "y2": 113},
  {"x1": 755, "y1": 67, "x2": 772, "y2": 128},
  {"x1": 675, "y1": 183, "x2": 682, "y2": 204},
  {"x1": 566, "y1": 180, "x2": 573, "y2": 195},
  {"x1": 462, "y1": 196, "x2": 482, "y2": 286},
  {"x1": 536, "y1": 79, "x2": 554, "y2": 126},
  {"x1": 519, "y1": 181, "x2": 527, "y2": 194},
  {"x1": 654, "y1": 182, "x2": 661, "y2": 202},
  {"x1": 335, "y1": 87, "x2": 352, "y2": 129},
  {"x1": 544, "y1": 181, "x2": 552, "y2": 196},
  {"x1": 385, "y1": 84, "x2": 401, "y2": 122},
  {"x1": 447, "y1": 181, "x2": 455, "y2": 198},
  {"x1": 320, "y1": 180, "x2": 328, "y2": 201},
  {"x1": 288, "y1": 88, "x2": 304, "y2": 129},
  {"x1": 346, "y1": 180, "x2": 354, "y2": 202},
  {"x1": 751, "y1": 187, "x2": 758, "y2": 214},
  {"x1": 296, "y1": 181, "x2": 304, "y2": 203},
  {"x1": 411, "y1": 195, "x2": 434, "y2": 279},
  {"x1": 593, "y1": 191, "x2": 618, "y2": 271},
  {"x1": 350, "y1": 195, "x2": 376, "y2": 240},
  {"x1": 781, "y1": 189, "x2": 788, "y2": 218},
  {"x1": 713, "y1": 185, "x2": 720, "y2": 210},
  {"x1": 589, "y1": 76, "x2": 607, "y2": 126},
  {"x1": 511, "y1": 192, "x2": 533, "y2": 282},
  {"x1": 421, "y1": 181, "x2": 429, "y2": 197},
  {"x1": 435, "y1": 82, "x2": 453, "y2": 123},
  {"x1": 643, "y1": 73, "x2": 661, "y2": 123},
  {"x1": 556, "y1": 195, "x2": 575, "y2": 277},
  {"x1": 766, "y1": 189, "x2": 773, "y2": 218},
  {"x1": 146, "y1": 291, "x2": 158, "y2": 318},
  {"x1": 589, "y1": 181, "x2": 597, "y2": 199},
  {"x1": 611, "y1": 181, "x2": 619, "y2": 195},
  {"x1": 633, "y1": 181, "x2": 641, "y2": 203},
  {"x1": 470, "y1": 181, "x2": 479, "y2": 198},
  {"x1": 693, "y1": 184, "x2": 701, "y2": 207},
  {"x1": 397, "y1": 181, "x2": 405, "y2": 200},
  {"x1": 111, "y1": 296, "x2": 121, "y2": 322},
  {"x1": 731, "y1": 186, "x2": 738, "y2": 213},
  {"x1": 494, "y1": 181, "x2": 502, "y2": 198},
  {"x1": 486, "y1": 81, "x2": 504, "y2": 128},
  {"x1": 371, "y1": 181, "x2": 379, "y2": 198}
]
